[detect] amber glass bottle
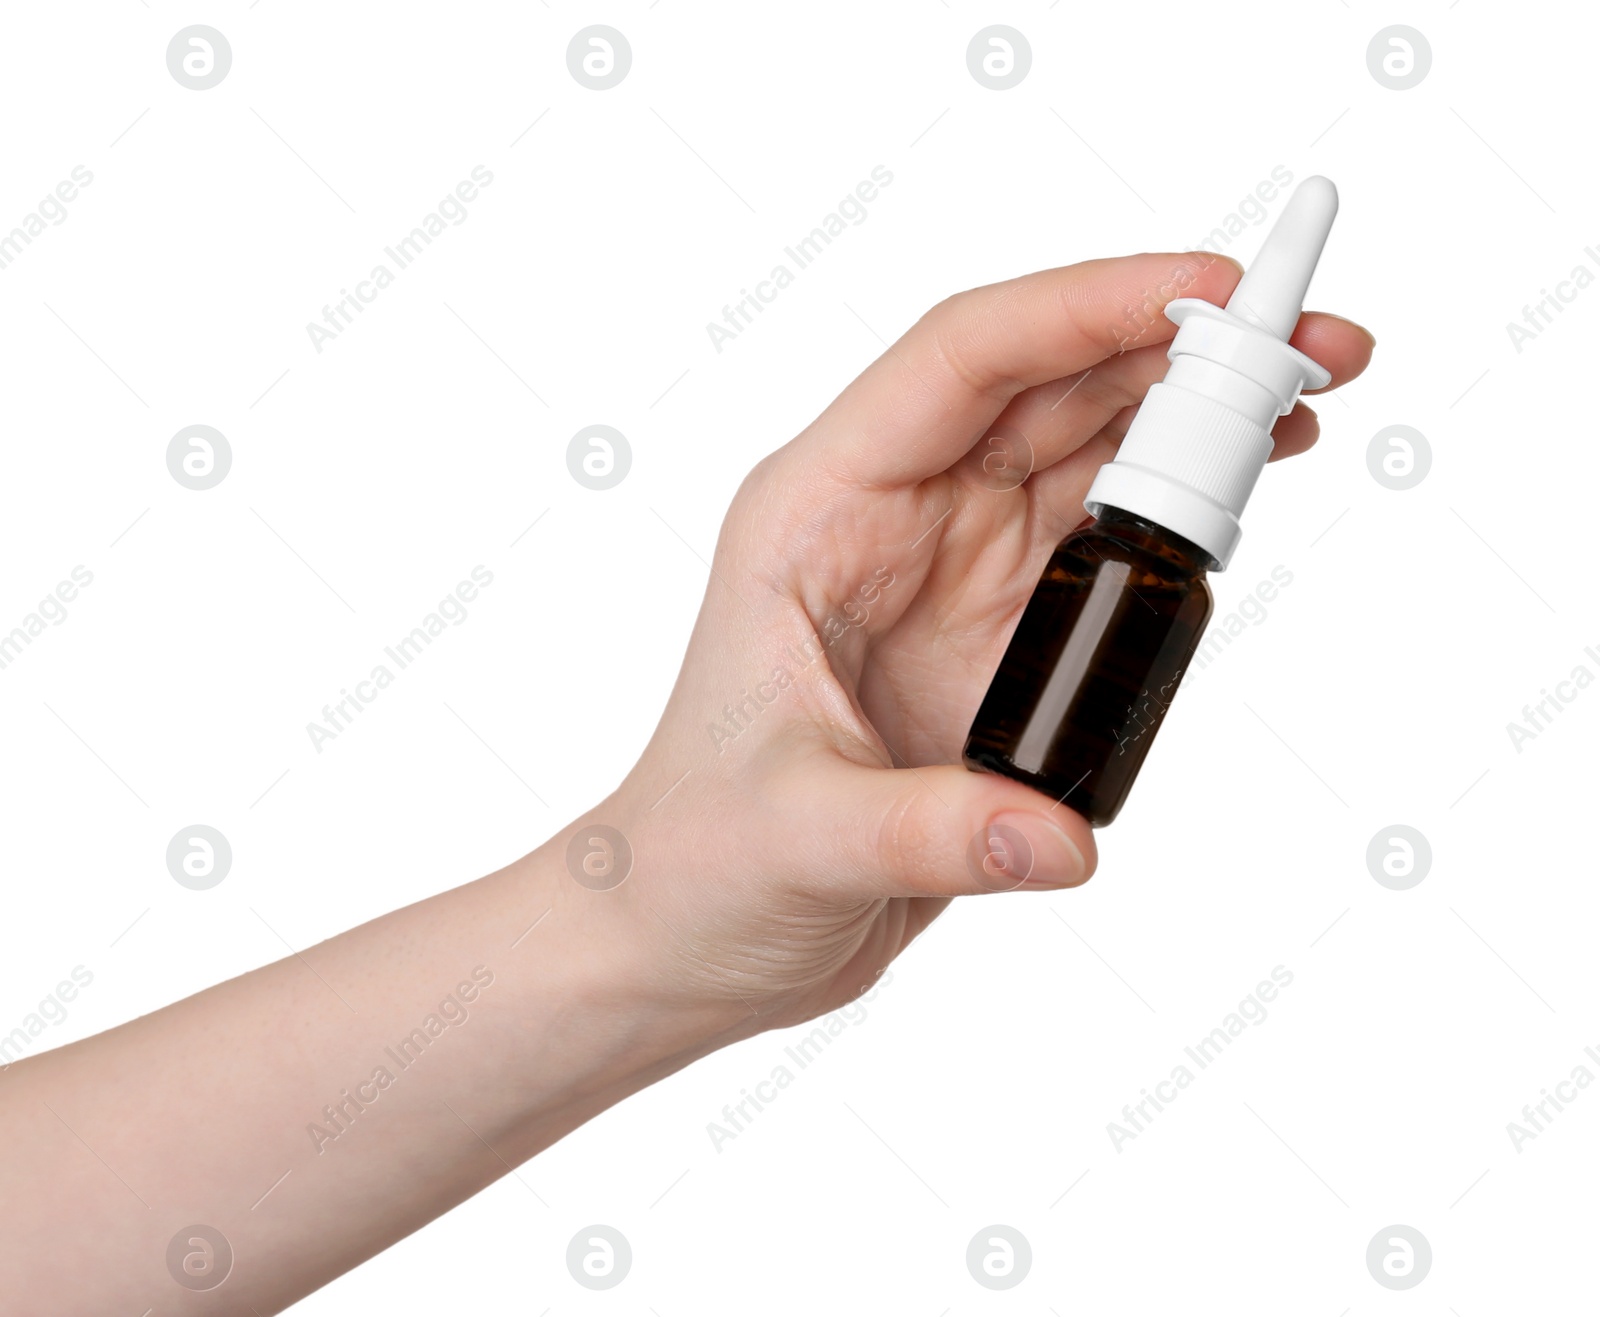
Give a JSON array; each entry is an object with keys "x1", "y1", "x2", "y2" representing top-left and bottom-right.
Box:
[
  {"x1": 962, "y1": 176, "x2": 1343, "y2": 825},
  {"x1": 963, "y1": 506, "x2": 1214, "y2": 826}
]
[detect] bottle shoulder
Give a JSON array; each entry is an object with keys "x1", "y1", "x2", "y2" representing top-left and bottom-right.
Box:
[{"x1": 1051, "y1": 522, "x2": 1211, "y2": 591}]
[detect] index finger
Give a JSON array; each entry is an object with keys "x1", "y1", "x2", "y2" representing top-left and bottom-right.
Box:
[{"x1": 797, "y1": 251, "x2": 1245, "y2": 490}]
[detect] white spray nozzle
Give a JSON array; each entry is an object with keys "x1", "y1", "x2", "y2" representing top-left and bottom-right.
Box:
[
  {"x1": 1225, "y1": 175, "x2": 1338, "y2": 340},
  {"x1": 1082, "y1": 176, "x2": 1341, "y2": 570}
]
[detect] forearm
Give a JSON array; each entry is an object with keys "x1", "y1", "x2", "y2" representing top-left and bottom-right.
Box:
[{"x1": 4, "y1": 810, "x2": 739, "y2": 1314}]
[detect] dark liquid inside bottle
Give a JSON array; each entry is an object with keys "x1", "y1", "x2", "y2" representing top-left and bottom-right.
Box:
[{"x1": 963, "y1": 506, "x2": 1215, "y2": 826}]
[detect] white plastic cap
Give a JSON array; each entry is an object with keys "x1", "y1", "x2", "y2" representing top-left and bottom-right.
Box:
[{"x1": 1084, "y1": 176, "x2": 1339, "y2": 569}]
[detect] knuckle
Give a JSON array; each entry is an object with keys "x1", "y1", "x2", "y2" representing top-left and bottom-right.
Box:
[
  {"x1": 920, "y1": 290, "x2": 1020, "y2": 402},
  {"x1": 874, "y1": 785, "x2": 941, "y2": 886},
  {"x1": 732, "y1": 450, "x2": 780, "y2": 508},
  {"x1": 1077, "y1": 365, "x2": 1148, "y2": 415}
]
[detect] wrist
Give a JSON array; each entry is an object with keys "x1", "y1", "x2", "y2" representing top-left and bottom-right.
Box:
[{"x1": 475, "y1": 804, "x2": 759, "y2": 1150}]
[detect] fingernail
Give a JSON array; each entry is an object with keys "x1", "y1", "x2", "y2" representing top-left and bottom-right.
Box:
[{"x1": 989, "y1": 812, "x2": 1085, "y2": 888}]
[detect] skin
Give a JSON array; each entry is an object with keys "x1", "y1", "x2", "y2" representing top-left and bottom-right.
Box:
[{"x1": 1, "y1": 251, "x2": 1372, "y2": 1312}]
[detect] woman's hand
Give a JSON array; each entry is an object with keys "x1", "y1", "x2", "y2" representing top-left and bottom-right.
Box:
[
  {"x1": 585, "y1": 251, "x2": 1374, "y2": 1032},
  {"x1": 1, "y1": 253, "x2": 1373, "y2": 1316}
]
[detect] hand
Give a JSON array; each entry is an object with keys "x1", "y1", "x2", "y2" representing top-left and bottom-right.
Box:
[
  {"x1": 0, "y1": 253, "x2": 1373, "y2": 1314},
  {"x1": 584, "y1": 251, "x2": 1374, "y2": 1032}
]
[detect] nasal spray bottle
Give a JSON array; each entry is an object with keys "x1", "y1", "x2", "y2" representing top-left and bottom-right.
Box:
[{"x1": 963, "y1": 176, "x2": 1340, "y2": 826}]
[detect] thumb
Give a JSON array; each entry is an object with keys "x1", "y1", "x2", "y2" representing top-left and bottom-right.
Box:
[{"x1": 780, "y1": 755, "x2": 1098, "y2": 899}]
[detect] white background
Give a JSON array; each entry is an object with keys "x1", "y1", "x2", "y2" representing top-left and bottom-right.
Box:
[{"x1": 0, "y1": 2, "x2": 1592, "y2": 1312}]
